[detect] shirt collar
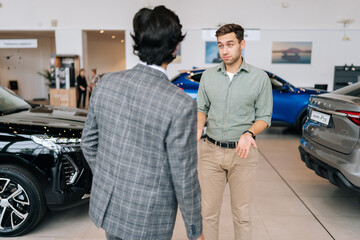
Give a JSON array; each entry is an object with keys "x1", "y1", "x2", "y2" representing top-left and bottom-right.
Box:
[
  {"x1": 217, "y1": 57, "x2": 250, "y2": 75},
  {"x1": 139, "y1": 61, "x2": 168, "y2": 78}
]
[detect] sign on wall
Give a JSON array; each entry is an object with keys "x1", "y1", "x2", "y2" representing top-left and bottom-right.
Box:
[{"x1": 0, "y1": 39, "x2": 38, "y2": 48}]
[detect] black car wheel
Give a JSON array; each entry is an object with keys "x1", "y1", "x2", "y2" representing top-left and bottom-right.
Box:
[
  {"x1": 296, "y1": 111, "x2": 308, "y2": 132},
  {"x1": 0, "y1": 165, "x2": 46, "y2": 237},
  {"x1": 298, "y1": 114, "x2": 308, "y2": 131}
]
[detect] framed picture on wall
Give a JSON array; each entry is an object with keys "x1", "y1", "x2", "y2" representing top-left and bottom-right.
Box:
[
  {"x1": 205, "y1": 41, "x2": 221, "y2": 64},
  {"x1": 272, "y1": 41, "x2": 312, "y2": 64}
]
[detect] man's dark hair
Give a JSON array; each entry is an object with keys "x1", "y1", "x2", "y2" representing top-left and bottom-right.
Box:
[
  {"x1": 216, "y1": 24, "x2": 244, "y2": 43},
  {"x1": 132, "y1": 5, "x2": 185, "y2": 65}
]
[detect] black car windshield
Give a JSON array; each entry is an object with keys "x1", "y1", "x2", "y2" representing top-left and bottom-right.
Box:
[
  {"x1": 0, "y1": 88, "x2": 31, "y2": 115},
  {"x1": 333, "y1": 82, "x2": 360, "y2": 97}
]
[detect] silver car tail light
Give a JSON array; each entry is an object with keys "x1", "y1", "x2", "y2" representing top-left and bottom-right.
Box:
[{"x1": 336, "y1": 110, "x2": 360, "y2": 126}]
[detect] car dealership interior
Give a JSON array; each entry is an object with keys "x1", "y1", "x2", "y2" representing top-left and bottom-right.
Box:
[{"x1": 0, "y1": 0, "x2": 360, "y2": 240}]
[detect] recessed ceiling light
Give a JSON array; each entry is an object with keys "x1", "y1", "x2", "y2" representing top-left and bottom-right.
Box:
[
  {"x1": 120, "y1": 39, "x2": 125, "y2": 43},
  {"x1": 112, "y1": 35, "x2": 116, "y2": 39},
  {"x1": 100, "y1": 30, "x2": 104, "y2": 33}
]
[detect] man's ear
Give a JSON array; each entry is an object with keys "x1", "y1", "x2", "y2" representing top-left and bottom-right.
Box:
[{"x1": 240, "y1": 40, "x2": 246, "y2": 51}]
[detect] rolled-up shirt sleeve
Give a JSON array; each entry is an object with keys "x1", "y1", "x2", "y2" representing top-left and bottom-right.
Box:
[
  {"x1": 255, "y1": 74, "x2": 273, "y2": 127},
  {"x1": 197, "y1": 72, "x2": 210, "y2": 115}
]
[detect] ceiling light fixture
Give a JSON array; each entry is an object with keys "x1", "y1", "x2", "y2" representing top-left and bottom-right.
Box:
[
  {"x1": 100, "y1": 30, "x2": 104, "y2": 34},
  {"x1": 281, "y1": 1, "x2": 289, "y2": 8},
  {"x1": 112, "y1": 35, "x2": 116, "y2": 39},
  {"x1": 51, "y1": 19, "x2": 58, "y2": 27},
  {"x1": 337, "y1": 18, "x2": 354, "y2": 41},
  {"x1": 144, "y1": 1, "x2": 153, "y2": 8}
]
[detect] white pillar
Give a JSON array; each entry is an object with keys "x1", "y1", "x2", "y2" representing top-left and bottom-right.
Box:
[
  {"x1": 125, "y1": 29, "x2": 138, "y2": 70},
  {"x1": 55, "y1": 29, "x2": 83, "y2": 67}
]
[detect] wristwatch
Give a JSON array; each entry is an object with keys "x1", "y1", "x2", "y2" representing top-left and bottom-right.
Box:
[{"x1": 243, "y1": 130, "x2": 255, "y2": 139}]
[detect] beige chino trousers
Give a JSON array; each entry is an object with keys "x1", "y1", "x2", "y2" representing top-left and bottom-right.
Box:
[{"x1": 199, "y1": 138, "x2": 259, "y2": 240}]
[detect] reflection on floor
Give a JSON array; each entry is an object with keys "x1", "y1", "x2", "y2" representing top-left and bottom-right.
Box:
[{"x1": 6, "y1": 127, "x2": 360, "y2": 240}]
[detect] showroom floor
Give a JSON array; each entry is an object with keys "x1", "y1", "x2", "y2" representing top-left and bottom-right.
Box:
[{"x1": 4, "y1": 127, "x2": 360, "y2": 240}]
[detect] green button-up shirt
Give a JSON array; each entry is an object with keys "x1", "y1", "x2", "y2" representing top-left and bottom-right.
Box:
[{"x1": 197, "y1": 59, "x2": 273, "y2": 142}]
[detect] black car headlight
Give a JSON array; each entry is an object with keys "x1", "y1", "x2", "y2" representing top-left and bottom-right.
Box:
[
  {"x1": 31, "y1": 135, "x2": 81, "y2": 153},
  {"x1": 31, "y1": 135, "x2": 82, "y2": 185}
]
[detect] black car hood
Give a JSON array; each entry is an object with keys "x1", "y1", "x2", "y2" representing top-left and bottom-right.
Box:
[{"x1": 0, "y1": 105, "x2": 87, "y2": 137}]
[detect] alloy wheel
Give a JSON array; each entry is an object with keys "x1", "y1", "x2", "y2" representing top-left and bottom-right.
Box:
[{"x1": 0, "y1": 178, "x2": 30, "y2": 232}]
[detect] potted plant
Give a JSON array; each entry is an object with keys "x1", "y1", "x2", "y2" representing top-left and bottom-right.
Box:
[{"x1": 37, "y1": 70, "x2": 51, "y2": 87}]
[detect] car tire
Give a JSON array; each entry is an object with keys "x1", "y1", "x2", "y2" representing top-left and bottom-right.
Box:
[
  {"x1": 0, "y1": 165, "x2": 46, "y2": 237},
  {"x1": 297, "y1": 113, "x2": 308, "y2": 131}
]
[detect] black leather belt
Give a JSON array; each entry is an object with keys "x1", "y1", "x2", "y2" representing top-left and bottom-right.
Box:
[{"x1": 206, "y1": 136, "x2": 237, "y2": 149}]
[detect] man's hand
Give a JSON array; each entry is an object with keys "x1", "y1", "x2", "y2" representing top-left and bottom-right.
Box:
[
  {"x1": 195, "y1": 233, "x2": 205, "y2": 240},
  {"x1": 235, "y1": 133, "x2": 257, "y2": 158},
  {"x1": 80, "y1": 86, "x2": 85, "y2": 91}
]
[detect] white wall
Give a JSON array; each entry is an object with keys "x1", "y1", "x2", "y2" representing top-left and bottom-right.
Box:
[
  {"x1": 0, "y1": 35, "x2": 55, "y2": 99},
  {"x1": 55, "y1": 29, "x2": 83, "y2": 64},
  {"x1": 1, "y1": 0, "x2": 359, "y2": 29},
  {"x1": 127, "y1": 28, "x2": 360, "y2": 90},
  {"x1": 1, "y1": 0, "x2": 360, "y2": 94},
  {"x1": 254, "y1": 29, "x2": 360, "y2": 90}
]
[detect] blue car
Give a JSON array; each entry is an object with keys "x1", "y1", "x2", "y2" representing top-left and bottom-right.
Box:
[{"x1": 171, "y1": 69, "x2": 327, "y2": 129}]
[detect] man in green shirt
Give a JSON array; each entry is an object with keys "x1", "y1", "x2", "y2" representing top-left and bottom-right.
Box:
[{"x1": 197, "y1": 24, "x2": 272, "y2": 240}]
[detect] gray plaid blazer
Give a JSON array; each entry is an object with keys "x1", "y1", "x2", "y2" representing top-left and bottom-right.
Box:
[{"x1": 81, "y1": 64, "x2": 202, "y2": 240}]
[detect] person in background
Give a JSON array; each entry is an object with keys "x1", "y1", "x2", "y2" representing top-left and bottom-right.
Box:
[
  {"x1": 76, "y1": 68, "x2": 87, "y2": 108},
  {"x1": 81, "y1": 5, "x2": 204, "y2": 240},
  {"x1": 89, "y1": 68, "x2": 100, "y2": 98},
  {"x1": 197, "y1": 23, "x2": 273, "y2": 240}
]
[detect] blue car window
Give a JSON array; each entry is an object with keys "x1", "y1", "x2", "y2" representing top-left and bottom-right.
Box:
[{"x1": 270, "y1": 78, "x2": 283, "y2": 90}]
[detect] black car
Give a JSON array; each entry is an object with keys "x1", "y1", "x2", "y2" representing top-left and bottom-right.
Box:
[{"x1": 0, "y1": 87, "x2": 92, "y2": 236}]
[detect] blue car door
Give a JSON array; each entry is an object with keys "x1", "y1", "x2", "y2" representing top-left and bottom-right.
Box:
[{"x1": 270, "y1": 77, "x2": 298, "y2": 125}]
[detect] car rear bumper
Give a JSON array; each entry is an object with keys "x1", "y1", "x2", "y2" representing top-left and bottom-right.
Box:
[{"x1": 299, "y1": 140, "x2": 360, "y2": 194}]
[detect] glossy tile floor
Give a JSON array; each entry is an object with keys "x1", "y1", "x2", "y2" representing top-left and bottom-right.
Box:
[{"x1": 5, "y1": 127, "x2": 360, "y2": 240}]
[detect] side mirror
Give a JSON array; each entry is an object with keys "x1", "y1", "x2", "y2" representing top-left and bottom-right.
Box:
[{"x1": 282, "y1": 82, "x2": 291, "y2": 91}]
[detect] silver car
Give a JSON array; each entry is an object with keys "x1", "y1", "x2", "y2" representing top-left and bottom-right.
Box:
[{"x1": 299, "y1": 82, "x2": 360, "y2": 194}]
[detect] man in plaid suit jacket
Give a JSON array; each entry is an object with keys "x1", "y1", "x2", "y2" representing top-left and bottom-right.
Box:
[{"x1": 81, "y1": 6, "x2": 203, "y2": 240}]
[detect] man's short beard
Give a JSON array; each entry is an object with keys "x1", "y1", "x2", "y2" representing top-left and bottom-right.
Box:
[{"x1": 223, "y1": 54, "x2": 241, "y2": 66}]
